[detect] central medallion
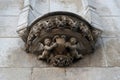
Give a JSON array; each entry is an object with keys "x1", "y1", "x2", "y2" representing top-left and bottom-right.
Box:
[{"x1": 19, "y1": 11, "x2": 101, "y2": 67}]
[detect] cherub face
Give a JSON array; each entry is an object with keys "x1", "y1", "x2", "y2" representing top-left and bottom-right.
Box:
[
  {"x1": 70, "y1": 37, "x2": 77, "y2": 44},
  {"x1": 44, "y1": 38, "x2": 51, "y2": 45}
]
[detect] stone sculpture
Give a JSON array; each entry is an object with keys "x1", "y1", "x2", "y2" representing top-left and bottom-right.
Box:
[
  {"x1": 65, "y1": 37, "x2": 83, "y2": 59},
  {"x1": 17, "y1": 11, "x2": 101, "y2": 67},
  {"x1": 38, "y1": 38, "x2": 57, "y2": 60}
]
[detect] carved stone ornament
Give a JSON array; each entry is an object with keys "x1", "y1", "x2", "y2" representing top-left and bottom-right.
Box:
[{"x1": 18, "y1": 11, "x2": 101, "y2": 67}]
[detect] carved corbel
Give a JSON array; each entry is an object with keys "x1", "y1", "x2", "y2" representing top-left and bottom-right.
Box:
[{"x1": 18, "y1": 11, "x2": 101, "y2": 67}]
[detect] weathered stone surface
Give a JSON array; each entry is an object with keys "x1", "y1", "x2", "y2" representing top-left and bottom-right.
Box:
[
  {"x1": 103, "y1": 38, "x2": 120, "y2": 66},
  {"x1": 87, "y1": 0, "x2": 97, "y2": 8},
  {"x1": 0, "y1": 38, "x2": 48, "y2": 67},
  {"x1": 17, "y1": 6, "x2": 30, "y2": 37},
  {"x1": 17, "y1": 9, "x2": 29, "y2": 26},
  {"x1": 28, "y1": 10, "x2": 36, "y2": 25},
  {"x1": 115, "y1": 0, "x2": 120, "y2": 9},
  {"x1": 101, "y1": 17, "x2": 120, "y2": 37},
  {"x1": 0, "y1": 0, "x2": 23, "y2": 16},
  {"x1": 66, "y1": 68, "x2": 120, "y2": 80},
  {"x1": 94, "y1": 0, "x2": 120, "y2": 16},
  {"x1": 28, "y1": 0, "x2": 49, "y2": 24},
  {"x1": 50, "y1": 0, "x2": 83, "y2": 14},
  {"x1": 0, "y1": 68, "x2": 31, "y2": 80},
  {"x1": 66, "y1": 68, "x2": 89, "y2": 80},
  {"x1": 83, "y1": 9, "x2": 92, "y2": 23},
  {"x1": 71, "y1": 38, "x2": 107, "y2": 67},
  {"x1": 0, "y1": 37, "x2": 106, "y2": 68},
  {"x1": 70, "y1": 54, "x2": 90, "y2": 67},
  {"x1": 91, "y1": 11, "x2": 103, "y2": 27},
  {"x1": 32, "y1": 68, "x2": 120, "y2": 80},
  {"x1": 0, "y1": 16, "x2": 18, "y2": 27},
  {"x1": 88, "y1": 68, "x2": 120, "y2": 80},
  {"x1": 83, "y1": 9, "x2": 103, "y2": 30},
  {"x1": 0, "y1": 16, "x2": 18, "y2": 37},
  {"x1": 24, "y1": 0, "x2": 30, "y2": 7},
  {"x1": 89, "y1": 37, "x2": 107, "y2": 67},
  {"x1": 1, "y1": 0, "x2": 120, "y2": 80},
  {"x1": 32, "y1": 68, "x2": 66, "y2": 80},
  {"x1": 83, "y1": 0, "x2": 120, "y2": 38},
  {"x1": 102, "y1": 17, "x2": 120, "y2": 32},
  {"x1": 82, "y1": 1, "x2": 120, "y2": 37}
]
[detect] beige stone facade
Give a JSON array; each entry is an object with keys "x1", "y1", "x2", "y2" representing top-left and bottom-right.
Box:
[{"x1": 0, "y1": 0, "x2": 120, "y2": 80}]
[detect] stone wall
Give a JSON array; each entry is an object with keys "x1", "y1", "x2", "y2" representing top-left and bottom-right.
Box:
[{"x1": 0, "y1": 0, "x2": 120, "y2": 80}]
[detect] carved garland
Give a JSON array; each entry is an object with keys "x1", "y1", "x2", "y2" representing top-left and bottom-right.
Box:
[{"x1": 19, "y1": 12, "x2": 101, "y2": 67}]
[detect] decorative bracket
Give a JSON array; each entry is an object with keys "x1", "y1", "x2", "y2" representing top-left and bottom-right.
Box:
[{"x1": 19, "y1": 11, "x2": 101, "y2": 67}]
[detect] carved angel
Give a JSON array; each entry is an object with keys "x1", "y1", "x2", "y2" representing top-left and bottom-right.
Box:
[
  {"x1": 65, "y1": 37, "x2": 83, "y2": 59},
  {"x1": 38, "y1": 38, "x2": 57, "y2": 60}
]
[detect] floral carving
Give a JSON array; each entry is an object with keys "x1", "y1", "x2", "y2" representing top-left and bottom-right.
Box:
[{"x1": 18, "y1": 12, "x2": 101, "y2": 67}]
